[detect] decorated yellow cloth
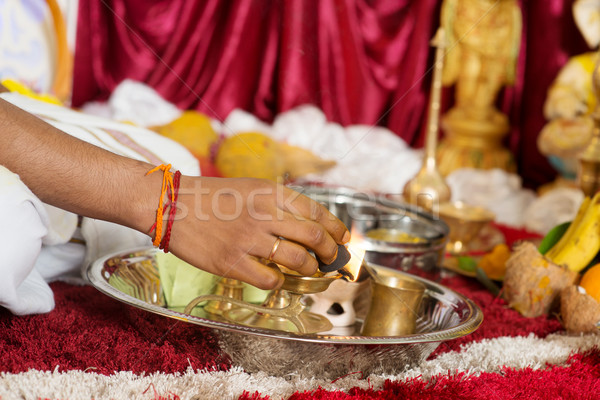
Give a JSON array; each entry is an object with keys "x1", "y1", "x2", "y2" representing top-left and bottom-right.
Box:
[{"x1": 1, "y1": 79, "x2": 62, "y2": 105}]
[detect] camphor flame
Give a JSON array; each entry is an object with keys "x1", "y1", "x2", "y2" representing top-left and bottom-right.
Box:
[{"x1": 340, "y1": 228, "x2": 366, "y2": 282}]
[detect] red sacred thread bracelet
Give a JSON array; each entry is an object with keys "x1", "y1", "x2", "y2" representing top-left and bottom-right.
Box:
[
  {"x1": 159, "y1": 170, "x2": 181, "y2": 253},
  {"x1": 146, "y1": 164, "x2": 175, "y2": 247}
]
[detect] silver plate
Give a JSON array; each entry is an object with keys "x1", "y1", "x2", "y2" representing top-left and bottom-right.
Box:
[{"x1": 87, "y1": 247, "x2": 482, "y2": 378}]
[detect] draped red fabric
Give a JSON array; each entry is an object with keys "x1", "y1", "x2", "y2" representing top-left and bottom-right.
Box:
[{"x1": 72, "y1": 0, "x2": 589, "y2": 188}]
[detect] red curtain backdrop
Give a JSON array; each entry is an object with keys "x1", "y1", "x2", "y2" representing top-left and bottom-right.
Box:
[{"x1": 72, "y1": 0, "x2": 589, "y2": 188}]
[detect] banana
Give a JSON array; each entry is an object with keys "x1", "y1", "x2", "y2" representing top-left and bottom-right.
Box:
[
  {"x1": 545, "y1": 196, "x2": 591, "y2": 260},
  {"x1": 546, "y1": 192, "x2": 600, "y2": 272}
]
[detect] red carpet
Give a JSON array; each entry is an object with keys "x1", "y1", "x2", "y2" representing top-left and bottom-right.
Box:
[
  {"x1": 0, "y1": 282, "x2": 225, "y2": 375},
  {"x1": 2, "y1": 272, "x2": 589, "y2": 399},
  {"x1": 0, "y1": 275, "x2": 561, "y2": 375},
  {"x1": 1, "y1": 225, "x2": 598, "y2": 399},
  {"x1": 280, "y1": 351, "x2": 600, "y2": 400}
]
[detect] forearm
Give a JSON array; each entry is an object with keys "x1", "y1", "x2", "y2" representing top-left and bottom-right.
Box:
[
  {"x1": 0, "y1": 95, "x2": 350, "y2": 290},
  {"x1": 0, "y1": 97, "x2": 158, "y2": 235}
]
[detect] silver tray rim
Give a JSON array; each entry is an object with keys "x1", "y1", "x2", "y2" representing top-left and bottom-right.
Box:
[{"x1": 87, "y1": 246, "x2": 483, "y2": 345}]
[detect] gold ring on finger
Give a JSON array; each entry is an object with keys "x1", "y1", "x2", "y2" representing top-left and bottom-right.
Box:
[{"x1": 269, "y1": 237, "x2": 282, "y2": 260}]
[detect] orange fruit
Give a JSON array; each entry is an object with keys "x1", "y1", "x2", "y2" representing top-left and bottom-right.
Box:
[
  {"x1": 580, "y1": 263, "x2": 600, "y2": 303},
  {"x1": 478, "y1": 243, "x2": 511, "y2": 280},
  {"x1": 215, "y1": 132, "x2": 285, "y2": 181},
  {"x1": 155, "y1": 111, "x2": 218, "y2": 158}
]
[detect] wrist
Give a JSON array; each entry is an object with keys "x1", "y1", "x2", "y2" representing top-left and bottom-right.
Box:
[
  {"x1": 128, "y1": 163, "x2": 189, "y2": 249},
  {"x1": 119, "y1": 161, "x2": 165, "y2": 237}
]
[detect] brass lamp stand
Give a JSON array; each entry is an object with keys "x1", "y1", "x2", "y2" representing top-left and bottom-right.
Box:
[
  {"x1": 403, "y1": 28, "x2": 451, "y2": 211},
  {"x1": 184, "y1": 263, "x2": 339, "y2": 334}
]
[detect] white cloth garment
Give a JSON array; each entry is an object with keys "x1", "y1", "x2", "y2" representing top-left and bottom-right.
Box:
[
  {"x1": 0, "y1": 92, "x2": 200, "y2": 315},
  {"x1": 0, "y1": 166, "x2": 53, "y2": 315}
]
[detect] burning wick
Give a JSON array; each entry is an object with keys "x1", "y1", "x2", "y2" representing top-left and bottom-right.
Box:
[{"x1": 317, "y1": 231, "x2": 366, "y2": 282}]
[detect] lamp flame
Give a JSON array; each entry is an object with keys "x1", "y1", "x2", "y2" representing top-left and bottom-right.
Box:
[{"x1": 339, "y1": 229, "x2": 366, "y2": 282}]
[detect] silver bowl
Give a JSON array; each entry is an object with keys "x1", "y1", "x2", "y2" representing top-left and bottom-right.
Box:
[
  {"x1": 295, "y1": 186, "x2": 449, "y2": 273},
  {"x1": 87, "y1": 247, "x2": 482, "y2": 379}
]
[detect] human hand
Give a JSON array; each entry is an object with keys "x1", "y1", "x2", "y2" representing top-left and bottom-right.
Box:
[
  {"x1": 166, "y1": 177, "x2": 350, "y2": 290},
  {"x1": 0, "y1": 96, "x2": 348, "y2": 292}
]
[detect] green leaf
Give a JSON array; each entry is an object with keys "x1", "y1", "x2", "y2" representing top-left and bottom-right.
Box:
[
  {"x1": 538, "y1": 221, "x2": 571, "y2": 255},
  {"x1": 475, "y1": 267, "x2": 501, "y2": 296},
  {"x1": 457, "y1": 256, "x2": 477, "y2": 272}
]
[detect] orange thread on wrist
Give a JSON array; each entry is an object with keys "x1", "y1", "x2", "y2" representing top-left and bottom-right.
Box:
[
  {"x1": 146, "y1": 164, "x2": 175, "y2": 247},
  {"x1": 159, "y1": 170, "x2": 181, "y2": 253}
]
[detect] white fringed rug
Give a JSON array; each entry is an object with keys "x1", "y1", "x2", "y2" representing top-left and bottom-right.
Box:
[{"x1": 1, "y1": 332, "x2": 599, "y2": 399}]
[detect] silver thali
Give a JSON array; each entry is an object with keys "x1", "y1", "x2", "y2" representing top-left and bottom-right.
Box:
[{"x1": 87, "y1": 247, "x2": 482, "y2": 379}]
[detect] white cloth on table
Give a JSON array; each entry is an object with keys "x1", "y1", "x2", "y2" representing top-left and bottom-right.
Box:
[
  {"x1": 0, "y1": 92, "x2": 200, "y2": 316},
  {"x1": 522, "y1": 187, "x2": 584, "y2": 234},
  {"x1": 222, "y1": 104, "x2": 423, "y2": 195},
  {"x1": 445, "y1": 168, "x2": 537, "y2": 228}
]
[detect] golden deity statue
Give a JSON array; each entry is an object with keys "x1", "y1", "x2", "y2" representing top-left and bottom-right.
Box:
[
  {"x1": 436, "y1": 0, "x2": 522, "y2": 175},
  {"x1": 537, "y1": 0, "x2": 600, "y2": 191}
]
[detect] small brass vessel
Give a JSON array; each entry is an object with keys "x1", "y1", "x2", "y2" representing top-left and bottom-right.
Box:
[
  {"x1": 438, "y1": 201, "x2": 495, "y2": 255},
  {"x1": 361, "y1": 269, "x2": 426, "y2": 337}
]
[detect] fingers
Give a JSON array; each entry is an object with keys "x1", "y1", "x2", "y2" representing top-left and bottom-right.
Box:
[
  {"x1": 270, "y1": 212, "x2": 340, "y2": 265},
  {"x1": 279, "y1": 187, "x2": 350, "y2": 245},
  {"x1": 170, "y1": 178, "x2": 352, "y2": 289},
  {"x1": 220, "y1": 256, "x2": 284, "y2": 290},
  {"x1": 266, "y1": 237, "x2": 319, "y2": 276}
]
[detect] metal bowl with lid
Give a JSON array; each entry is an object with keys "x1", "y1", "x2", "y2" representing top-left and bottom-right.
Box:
[{"x1": 295, "y1": 186, "x2": 449, "y2": 273}]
